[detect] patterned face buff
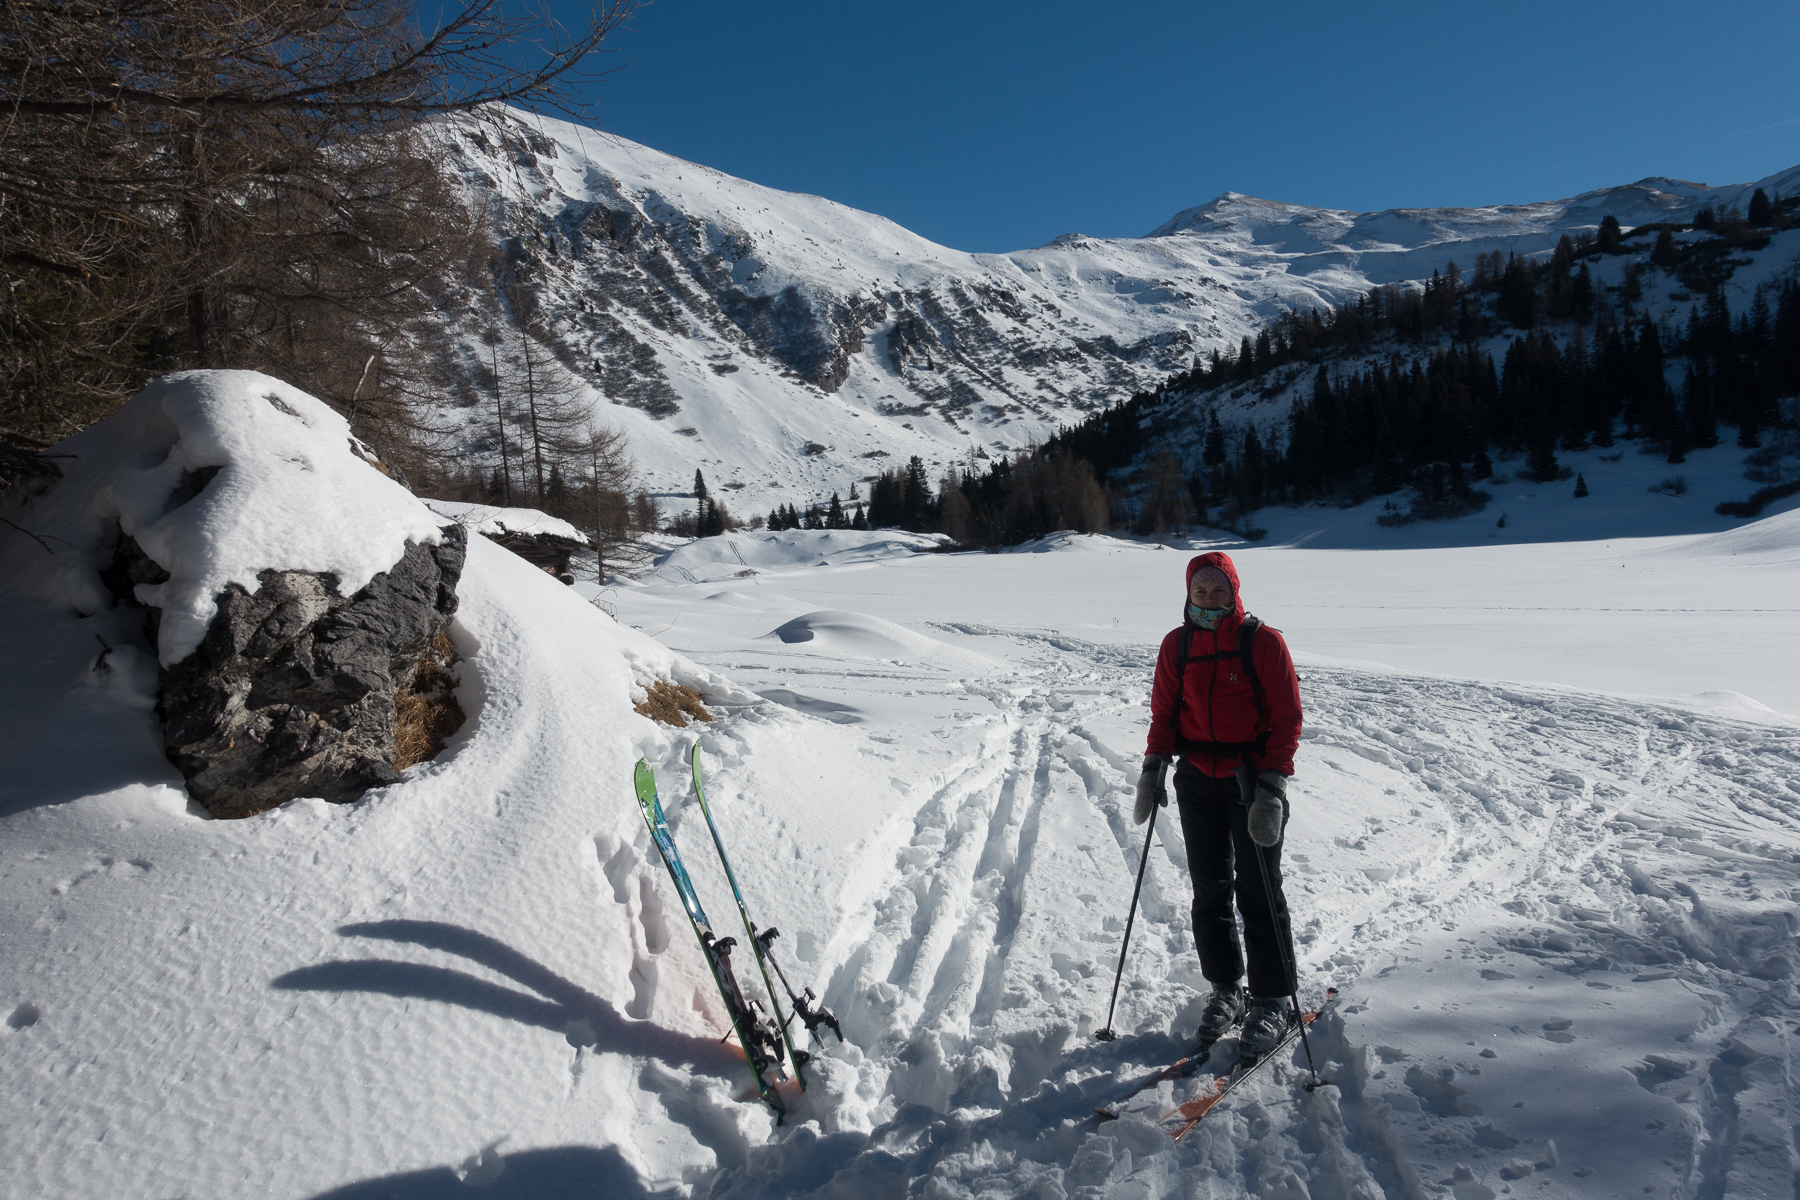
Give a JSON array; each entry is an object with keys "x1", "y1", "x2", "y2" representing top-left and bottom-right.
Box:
[{"x1": 1187, "y1": 601, "x2": 1231, "y2": 629}]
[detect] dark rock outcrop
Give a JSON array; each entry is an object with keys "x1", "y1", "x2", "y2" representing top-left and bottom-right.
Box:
[
  {"x1": 482, "y1": 531, "x2": 581, "y2": 584},
  {"x1": 117, "y1": 525, "x2": 467, "y2": 818}
]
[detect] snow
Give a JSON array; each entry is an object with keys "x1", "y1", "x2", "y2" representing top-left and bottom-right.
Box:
[
  {"x1": 423, "y1": 499, "x2": 590, "y2": 545},
  {"x1": 5, "y1": 373, "x2": 1800, "y2": 1198},
  {"x1": 650, "y1": 528, "x2": 949, "y2": 584},
  {"x1": 0, "y1": 370, "x2": 447, "y2": 665}
]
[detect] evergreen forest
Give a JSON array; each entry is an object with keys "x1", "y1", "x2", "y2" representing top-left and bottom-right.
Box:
[{"x1": 802, "y1": 196, "x2": 1800, "y2": 546}]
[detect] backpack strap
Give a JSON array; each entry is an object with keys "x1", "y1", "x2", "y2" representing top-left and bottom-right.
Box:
[
  {"x1": 1238, "y1": 616, "x2": 1265, "y2": 724},
  {"x1": 1164, "y1": 625, "x2": 1194, "y2": 749}
]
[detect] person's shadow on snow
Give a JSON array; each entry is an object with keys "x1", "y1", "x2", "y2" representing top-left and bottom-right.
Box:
[{"x1": 271, "y1": 919, "x2": 724, "y2": 1068}]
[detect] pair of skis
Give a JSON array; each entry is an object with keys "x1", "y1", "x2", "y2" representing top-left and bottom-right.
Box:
[
  {"x1": 632, "y1": 744, "x2": 843, "y2": 1121},
  {"x1": 1096, "y1": 988, "x2": 1335, "y2": 1140}
]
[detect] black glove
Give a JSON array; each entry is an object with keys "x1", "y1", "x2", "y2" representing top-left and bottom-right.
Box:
[
  {"x1": 1248, "y1": 770, "x2": 1288, "y2": 847},
  {"x1": 1133, "y1": 754, "x2": 1171, "y2": 824}
]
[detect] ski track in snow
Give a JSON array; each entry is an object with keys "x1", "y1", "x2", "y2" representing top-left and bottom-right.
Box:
[
  {"x1": 7, "y1": 510, "x2": 1800, "y2": 1198},
  {"x1": 634, "y1": 615, "x2": 1800, "y2": 1200}
]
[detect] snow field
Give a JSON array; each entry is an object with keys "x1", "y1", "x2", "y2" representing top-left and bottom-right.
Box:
[
  {"x1": 1, "y1": 538, "x2": 803, "y2": 1197},
  {"x1": 5, "y1": 385, "x2": 1800, "y2": 1198},
  {"x1": 604, "y1": 522, "x2": 1800, "y2": 1197}
]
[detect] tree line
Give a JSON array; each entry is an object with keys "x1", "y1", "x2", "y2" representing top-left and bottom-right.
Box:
[
  {"x1": 1159, "y1": 192, "x2": 1799, "y2": 397},
  {"x1": 1041, "y1": 214, "x2": 1800, "y2": 533}
]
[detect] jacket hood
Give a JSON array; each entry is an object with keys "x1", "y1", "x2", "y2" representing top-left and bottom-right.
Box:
[{"x1": 1184, "y1": 551, "x2": 1243, "y2": 631}]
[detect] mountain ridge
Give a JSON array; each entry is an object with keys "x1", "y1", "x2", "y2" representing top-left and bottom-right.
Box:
[{"x1": 430, "y1": 109, "x2": 1799, "y2": 517}]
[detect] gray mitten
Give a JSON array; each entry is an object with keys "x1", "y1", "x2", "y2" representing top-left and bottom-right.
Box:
[
  {"x1": 1133, "y1": 754, "x2": 1171, "y2": 824},
  {"x1": 1247, "y1": 770, "x2": 1288, "y2": 847}
]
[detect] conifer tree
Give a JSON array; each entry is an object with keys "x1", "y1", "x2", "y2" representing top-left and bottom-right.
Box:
[
  {"x1": 1526, "y1": 437, "x2": 1562, "y2": 483},
  {"x1": 1371, "y1": 418, "x2": 1406, "y2": 494},
  {"x1": 1203, "y1": 410, "x2": 1227, "y2": 467},
  {"x1": 545, "y1": 461, "x2": 568, "y2": 516},
  {"x1": 1597, "y1": 215, "x2": 1623, "y2": 253},
  {"x1": 1682, "y1": 364, "x2": 1718, "y2": 449},
  {"x1": 1573, "y1": 474, "x2": 1589, "y2": 498},
  {"x1": 1651, "y1": 227, "x2": 1679, "y2": 269},
  {"x1": 1748, "y1": 188, "x2": 1773, "y2": 226},
  {"x1": 1621, "y1": 262, "x2": 1643, "y2": 307},
  {"x1": 902, "y1": 455, "x2": 931, "y2": 530}
]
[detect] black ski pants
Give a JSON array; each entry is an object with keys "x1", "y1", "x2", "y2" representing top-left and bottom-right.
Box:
[{"x1": 1173, "y1": 759, "x2": 1295, "y2": 999}]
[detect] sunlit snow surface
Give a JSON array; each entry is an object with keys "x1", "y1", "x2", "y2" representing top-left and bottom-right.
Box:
[{"x1": 5, "y1": 430, "x2": 1800, "y2": 1196}]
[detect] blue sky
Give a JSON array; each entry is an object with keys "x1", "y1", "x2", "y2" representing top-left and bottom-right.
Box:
[{"x1": 549, "y1": 0, "x2": 1800, "y2": 253}]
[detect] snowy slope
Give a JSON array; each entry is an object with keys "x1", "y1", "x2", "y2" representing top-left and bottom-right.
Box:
[
  {"x1": 433, "y1": 109, "x2": 1800, "y2": 519},
  {"x1": 8, "y1": 359, "x2": 1799, "y2": 1199}
]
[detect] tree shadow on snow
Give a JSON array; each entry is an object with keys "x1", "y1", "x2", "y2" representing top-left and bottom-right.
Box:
[
  {"x1": 307, "y1": 1144, "x2": 672, "y2": 1199},
  {"x1": 271, "y1": 919, "x2": 728, "y2": 1070}
]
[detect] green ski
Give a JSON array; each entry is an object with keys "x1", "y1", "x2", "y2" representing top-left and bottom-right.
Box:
[{"x1": 633, "y1": 758, "x2": 786, "y2": 1119}]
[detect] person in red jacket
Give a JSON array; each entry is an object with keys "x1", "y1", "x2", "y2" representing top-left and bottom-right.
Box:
[{"x1": 1134, "y1": 550, "x2": 1303, "y2": 1061}]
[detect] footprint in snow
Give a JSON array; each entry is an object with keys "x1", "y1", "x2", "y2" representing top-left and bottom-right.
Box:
[{"x1": 7, "y1": 1003, "x2": 40, "y2": 1030}]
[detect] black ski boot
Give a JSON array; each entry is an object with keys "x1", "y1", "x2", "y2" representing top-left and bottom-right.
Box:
[
  {"x1": 1238, "y1": 996, "x2": 1295, "y2": 1063},
  {"x1": 1194, "y1": 984, "x2": 1245, "y2": 1046}
]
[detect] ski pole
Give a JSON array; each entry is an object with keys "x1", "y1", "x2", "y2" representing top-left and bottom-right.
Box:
[
  {"x1": 1253, "y1": 836, "x2": 1324, "y2": 1091},
  {"x1": 1096, "y1": 803, "x2": 1159, "y2": 1041}
]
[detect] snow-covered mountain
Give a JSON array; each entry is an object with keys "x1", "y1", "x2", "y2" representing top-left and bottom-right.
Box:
[{"x1": 435, "y1": 110, "x2": 1800, "y2": 514}]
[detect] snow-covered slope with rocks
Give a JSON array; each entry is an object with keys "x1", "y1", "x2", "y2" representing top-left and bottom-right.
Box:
[
  {"x1": 435, "y1": 109, "x2": 1800, "y2": 517},
  {"x1": 5, "y1": 375, "x2": 1800, "y2": 1197}
]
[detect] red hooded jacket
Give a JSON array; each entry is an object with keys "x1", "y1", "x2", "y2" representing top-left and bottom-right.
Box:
[{"x1": 1145, "y1": 551, "x2": 1302, "y2": 777}]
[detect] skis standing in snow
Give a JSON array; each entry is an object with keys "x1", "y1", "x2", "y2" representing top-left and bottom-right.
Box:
[
  {"x1": 632, "y1": 759, "x2": 789, "y2": 1118},
  {"x1": 1135, "y1": 551, "x2": 1305, "y2": 1062}
]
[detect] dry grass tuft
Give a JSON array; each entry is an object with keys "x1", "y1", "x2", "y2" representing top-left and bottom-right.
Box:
[
  {"x1": 395, "y1": 629, "x2": 465, "y2": 770},
  {"x1": 634, "y1": 680, "x2": 712, "y2": 727}
]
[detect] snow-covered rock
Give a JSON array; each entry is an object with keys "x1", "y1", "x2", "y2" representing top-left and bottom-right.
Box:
[
  {"x1": 422, "y1": 499, "x2": 589, "y2": 545},
  {"x1": 425, "y1": 499, "x2": 588, "y2": 584},
  {"x1": 1, "y1": 371, "x2": 467, "y2": 815}
]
